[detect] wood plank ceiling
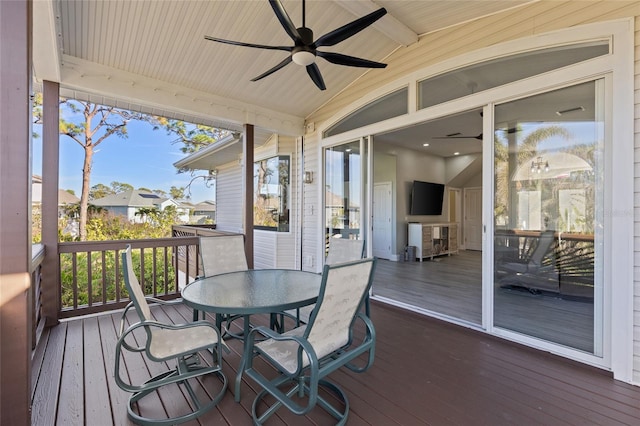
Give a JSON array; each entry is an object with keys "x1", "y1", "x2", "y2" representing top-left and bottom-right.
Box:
[{"x1": 36, "y1": 0, "x2": 533, "y2": 130}]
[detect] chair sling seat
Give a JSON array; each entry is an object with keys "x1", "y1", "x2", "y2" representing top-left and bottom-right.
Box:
[
  {"x1": 196, "y1": 235, "x2": 249, "y2": 338},
  {"x1": 147, "y1": 324, "x2": 219, "y2": 361},
  {"x1": 115, "y1": 245, "x2": 227, "y2": 426},
  {"x1": 286, "y1": 238, "x2": 366, "y2": 326},
  {"x1": 241, "y1": 258, "x2": 377, "y2": 425}
]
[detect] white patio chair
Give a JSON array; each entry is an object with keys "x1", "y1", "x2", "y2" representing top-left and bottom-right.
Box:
[
  {"x1": 196, "y1": 234, "x2": 248, "y2": 335},
  {"x1": 114, "y1": 245, "x2": 227, "y2": 426},
  {"x1": 288, "y1": 238, "x2": 365, "y2": 326},
  {"x1": 241, "y1": 257, "x2": 377, "y2": 425}
]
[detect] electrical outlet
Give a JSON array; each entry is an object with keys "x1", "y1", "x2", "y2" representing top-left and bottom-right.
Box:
[
  {"x1": 305, "y1": 122, "x2": 315, "y2": 133},
  {"x1": 303, "y1": 255, "x2": 314, "y2": 268}
]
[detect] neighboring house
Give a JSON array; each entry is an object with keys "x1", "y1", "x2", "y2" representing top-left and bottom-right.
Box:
[
  {"x1": 191, "y1": 200, "x2": 216, "y2": 224},
  {"x1": 91, "y1": 190, "x2": 190, "y2": 223},
  {"x1": 31, "y1": 175, "x2": 80, "y2": 219},
  {"x1": 174, "y1": 199, "x2": 195, "y2": 223}
]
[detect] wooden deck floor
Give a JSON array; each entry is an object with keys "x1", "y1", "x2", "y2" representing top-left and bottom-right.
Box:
[{"x1": 31, "y1": 299, "x2": 640, "y2": 425}]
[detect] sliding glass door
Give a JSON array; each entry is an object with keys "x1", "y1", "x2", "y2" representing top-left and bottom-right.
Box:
[
  {"x1": 324, "y1": 141, "x2": 364, "y2": 256},
  {"x1": 493, "y1": 80, "x2": 604, "y2": 355}
]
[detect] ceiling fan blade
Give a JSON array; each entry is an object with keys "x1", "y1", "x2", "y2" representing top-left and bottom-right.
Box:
[
  {"x1": 204, "y1": 36, "x2": 292, "y2": 52},
  {"x1": 314, "y1": 8, "x2": 387, "y2": 47},
  {"x1": 434, "y1": 134, "x2": 483, "y2": 140},
  {"x1": 306, "y1": 63, "x2": 326, "y2": 90},
  {"x1": 317, "y1": 51, "x2": 386, "y2": 68},
  {"x1": 251, "y1": 56, "x2": 293, "y2": 82},
  {"x1": 269, "y1": 0, "x2": 302, "y2": 43}
]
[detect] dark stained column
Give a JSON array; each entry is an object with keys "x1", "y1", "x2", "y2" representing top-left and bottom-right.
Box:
[
  {"x1": 243, "y1": 124, "x2": 254, "y2": 268},
  {"x1": 0, "y1": 0, "x2": 33, "y2": 424},
  {"x1": 40, "y1": 80, "x2": 60, "y2": 326}
]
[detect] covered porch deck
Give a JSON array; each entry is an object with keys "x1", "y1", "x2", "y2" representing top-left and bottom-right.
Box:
[{"x1": 32, "y1": 299, "x2": 640, "y2": 425}]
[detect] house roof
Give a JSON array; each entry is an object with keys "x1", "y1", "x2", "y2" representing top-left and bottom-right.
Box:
[
  {"x1": 31, "y1": 175, "x2": 80, "y2": 205},
  {"x1": 193, "y1": 200, "x2": 216, "y2": 212},
  {"x1": 91, "y1": 189, "x2": 168, "y2": 208},
  {"x1": 58, "y1": 190, "x2": 80, "y2": 205},
  {"x1": 33, "y1": 0, "x2": 534, "y2": 137}
]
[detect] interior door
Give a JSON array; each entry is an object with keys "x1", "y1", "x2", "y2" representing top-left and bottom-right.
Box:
[
  {"x1": 464, "y1": 187, "x2": 482, "y2": 250},
  {"x1": 372, "y1": 182, "x2": 392, "y2": 259}
]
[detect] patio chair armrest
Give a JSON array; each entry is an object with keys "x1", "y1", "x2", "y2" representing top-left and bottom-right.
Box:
[
  {"x1": 245, "y1": 326, "x2": 319, "y2": 374},
  {"x1": 144, "y1": 296, "x2": 173, "y2": 305},
  {"x1": 354, "y1": 312, "x2": 375, "y2": 339},
  {"x1": 343, "y1": 312, "x2": 376, "y2": 374},
  {"x1": 247, "y1": 326, "x2": 310, "y2": 347},
  {"x1": 118, "y1": 319, "x2": 226, "y2": 362}
]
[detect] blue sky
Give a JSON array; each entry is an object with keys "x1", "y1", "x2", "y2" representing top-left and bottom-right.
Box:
[{"x1": 33, "y1": 114, "x2": 215, "y2": 203}]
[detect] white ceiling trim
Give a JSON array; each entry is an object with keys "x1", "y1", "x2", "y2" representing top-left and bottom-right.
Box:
[
  {"x1": 58, "y1": 55, "x2": 305, "y2": 136},
  {"x1": 334, "y1": 0, "x2": 418, "y2": 47},
  {"x1": 173, "y1": 133, "x2": 241, "y2": 171},
  {"x1": 32, "y1": 0, "x2": 61, "y2": 82}
]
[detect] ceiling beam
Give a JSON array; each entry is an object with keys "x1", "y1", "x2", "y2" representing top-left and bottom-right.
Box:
[
  {"x1": 32, "y1": 0, "x2": 61, "y2": 82},
  {"x1": 334, "y1": 0, "x2": 418, "y2": 47},
  {"x1": 58, "y1": 56, "x2": 305, "y2": 136}
]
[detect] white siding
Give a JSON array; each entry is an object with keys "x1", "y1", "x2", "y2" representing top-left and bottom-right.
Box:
[
  {"x1": 276, "y1": 136, "x2": 301, "y2": 270},
  {"x1": 253, "y1": 135, "x2": 301, "y2": 270},
  {"x1": 215, "y1": 163, "x2": 243, "y2": 233},
  {"x1": 633, "y1": 15, "x2": 640, "y2": 383},
  {"x1": 254, "y1": 230, "x2": 277, "y2": 269},
  {"x1": 302, "y1": 131, "x2": 322, "y2": 272}
]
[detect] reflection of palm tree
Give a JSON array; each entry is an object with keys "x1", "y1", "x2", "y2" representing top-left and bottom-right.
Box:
[{"x1": 494, "y1": 126, "x2": 572, "y2": 224}]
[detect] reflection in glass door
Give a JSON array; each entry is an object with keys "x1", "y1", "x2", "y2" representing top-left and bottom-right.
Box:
[
  {"x1": 325, "y1": 141, "x2": 362, "y2": 259},
  {"x1": 493, "y1": 81, "x2": 604, "y2": 355}
]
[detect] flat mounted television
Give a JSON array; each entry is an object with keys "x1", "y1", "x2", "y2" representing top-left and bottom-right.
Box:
[{"x1": 410, "y1": 180, "x2": 445, "y2": 215}]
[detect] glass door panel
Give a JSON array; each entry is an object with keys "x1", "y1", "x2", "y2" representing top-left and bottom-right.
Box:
[
  {"x1": 325, "y1": 141, "x2": 362, "y2": 259},
  {"x1": 493, "y1": 81, "x2": 603, "y2": 355}
]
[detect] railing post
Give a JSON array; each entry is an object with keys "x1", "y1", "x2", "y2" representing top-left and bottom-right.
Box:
[{"x1": 40, "y1": 80, "x2": 61, "y2": 326}]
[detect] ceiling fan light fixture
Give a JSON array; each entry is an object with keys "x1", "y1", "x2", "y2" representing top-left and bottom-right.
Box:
[{"x1": 292, "y1": 50, "x2": 316, "y2": 66}]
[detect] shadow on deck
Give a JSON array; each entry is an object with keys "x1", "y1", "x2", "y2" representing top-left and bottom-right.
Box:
[{"x1": 32, "y1": 300, "x2": 640, "y2": 425}]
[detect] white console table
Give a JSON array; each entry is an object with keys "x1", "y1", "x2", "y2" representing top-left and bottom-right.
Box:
[{"x1": 408, "y1": 222, "x2": 459, "y2": 261}]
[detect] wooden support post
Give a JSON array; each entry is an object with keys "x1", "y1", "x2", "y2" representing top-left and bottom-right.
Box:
[
  {"x1": 0, "y1": 0, "x2": 33, "y2": 424},
  {"x1": 40, "y1": 80, "x2": 60, "y2": 326},
  {"x1": 243, "y1": 124, "x2": 254, "y2": 268}
]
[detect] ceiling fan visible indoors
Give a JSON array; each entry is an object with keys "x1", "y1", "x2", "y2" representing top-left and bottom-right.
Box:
[
  {"x1": 434, "y1": 127, "x2": 520, "y2": 141},
  {"x1": 434, "y1": 132, "x2": 484, "y2": 140},
  {"x1": 204, "y1": 0, "x2": 387, "y2": 90}
]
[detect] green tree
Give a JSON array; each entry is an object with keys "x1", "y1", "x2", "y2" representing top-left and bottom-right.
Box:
[
  {"x1": 154, "y1": 118, "x2": 230, "y2": 154},
  {"x1": 56, "y1": 99, "x2": 149, "y2": 240},
  {"x1": 110, "y1": 181, "x2": 134, "y2": 193},
  {"x1": 169, "y1": 186, "x2": 187, "y2": 199},
  {"x1": 89, "y1": 183, "x2": 113, "y2": 200}
]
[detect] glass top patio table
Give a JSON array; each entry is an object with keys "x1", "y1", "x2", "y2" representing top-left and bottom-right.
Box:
[
  {"x1": 181, "y1": 269, "x2": 322, "y2": 402},
  {"x1": 181, "y1": 269, "x2": 321, "y2": 315}
]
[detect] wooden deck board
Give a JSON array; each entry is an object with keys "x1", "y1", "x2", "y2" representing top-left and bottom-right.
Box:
[
  {"x1": 83, "y1": 316, "x2": 114, "y2": 425},
  {"x1": 56, "y1": 319, "x2": 84, "y2": 425},
  {"x1": 32, "y1": 299, "x2": 640, "y2": 425}
]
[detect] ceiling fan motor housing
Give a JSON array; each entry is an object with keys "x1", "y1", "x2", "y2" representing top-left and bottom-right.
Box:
[{"x1": 292, "y1": 27, "x2": 316, "y2": 65}]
